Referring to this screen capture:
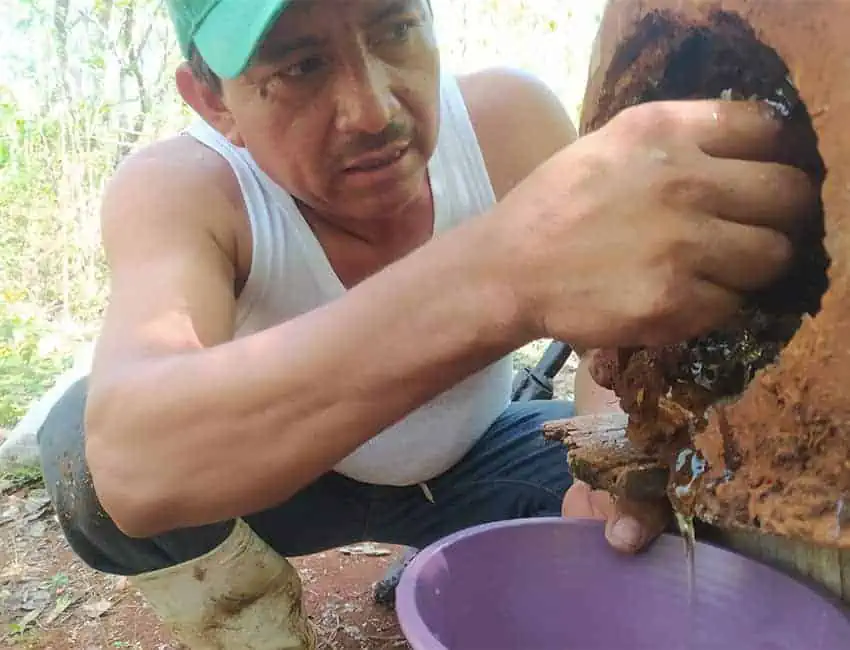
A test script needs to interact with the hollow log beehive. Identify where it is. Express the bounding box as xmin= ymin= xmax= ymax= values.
xmin=551 ymin=0 xmax=850 ymax=602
